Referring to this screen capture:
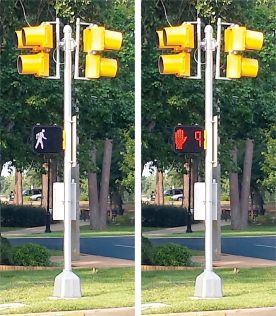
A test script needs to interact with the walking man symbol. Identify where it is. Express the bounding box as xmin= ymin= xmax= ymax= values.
xmin=35 ymin=129 xmax=47 ymax=149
